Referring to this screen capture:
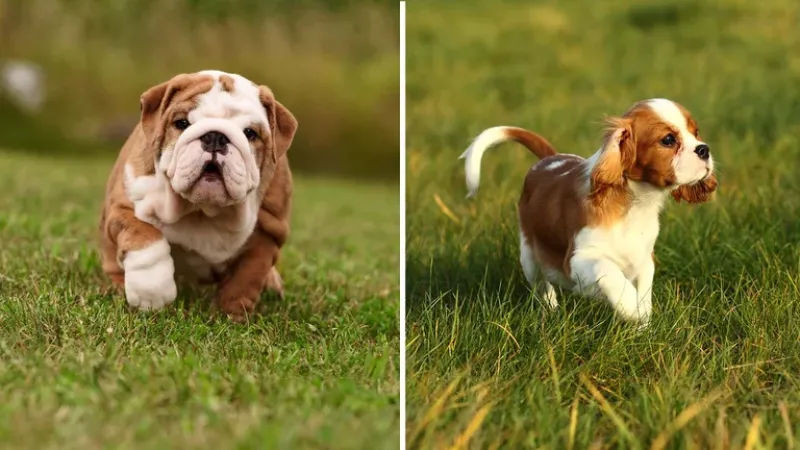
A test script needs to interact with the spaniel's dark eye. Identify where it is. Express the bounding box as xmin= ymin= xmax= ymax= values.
xmin=173 ymin=119 xmax=190 ymax=130
xmin=660 ymin=133 xmax=676 ymax=147
xmin=243 ymin=127 xmax=259 ymax=141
